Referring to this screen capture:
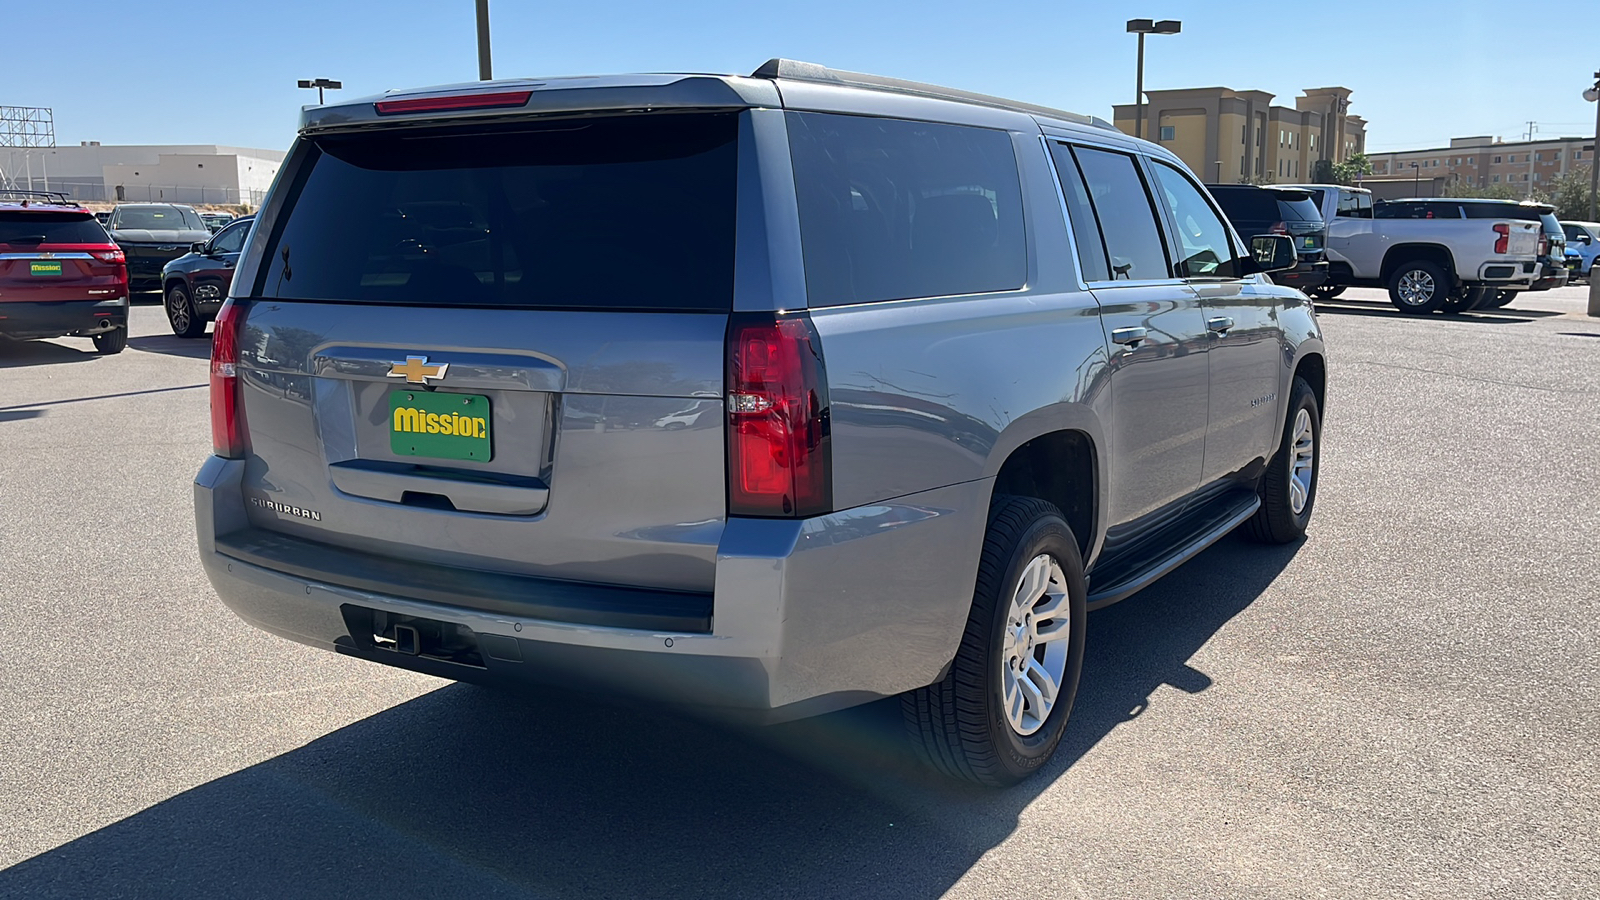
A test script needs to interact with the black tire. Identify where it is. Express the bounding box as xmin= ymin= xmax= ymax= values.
xmin=903 ymin=496 xmax=1087 ymax=787
xmin=1386 ymin=260 xmax=1451 ymax=314
xmin=1483 ymin=289 xmax=1516 ymax=309
xmin=92 ymin=327 xmax=127 ymax=355
xmin=165 ymin=282 xmax=206 ymax=338
xmin=1311 ymin=284 xmax=1345 ymax=300
xmin=1441 ymin=286 xmax=1491 ymax=315
xmin=1245 ymin=376 xmax=1320 ymax=544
